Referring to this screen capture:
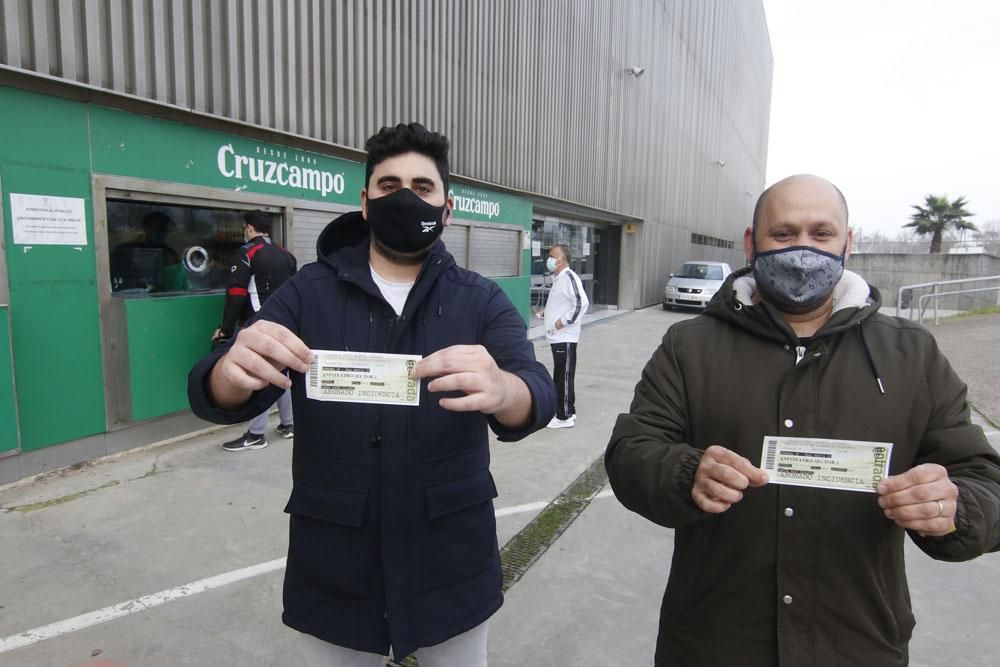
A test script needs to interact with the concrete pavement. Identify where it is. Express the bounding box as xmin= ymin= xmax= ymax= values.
xmin=922 ymin=312 xmax=1000 ymax=428
xmin=1 ymin=307 xmax=998 ymax=665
